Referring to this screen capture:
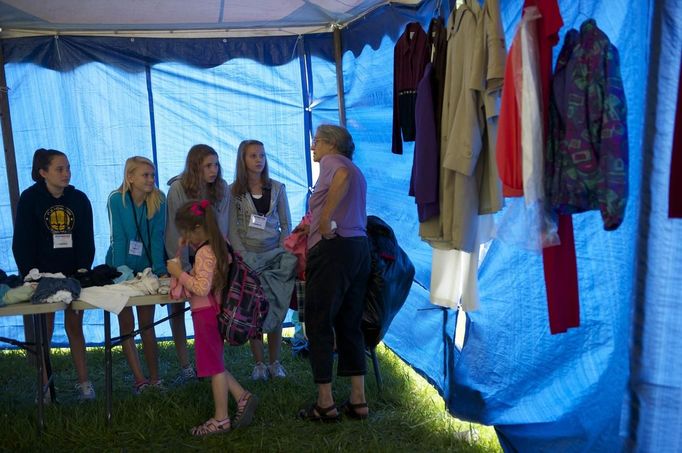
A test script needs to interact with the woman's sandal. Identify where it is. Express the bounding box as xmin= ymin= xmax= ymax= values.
xmin=232 ymin=391 xmax=259 ymax=429
xmin=340 ymin=400 xmax=369 ymax=420
xmin=298 ymin=403 xmax=341 ymax=423
xmin=190 ymin=417 xmax=231 ymax=436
